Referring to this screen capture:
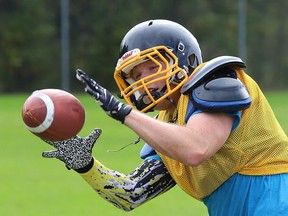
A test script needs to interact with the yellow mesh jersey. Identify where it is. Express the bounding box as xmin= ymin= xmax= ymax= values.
xmin=157 ymin=68 xmax=288 ymax=200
